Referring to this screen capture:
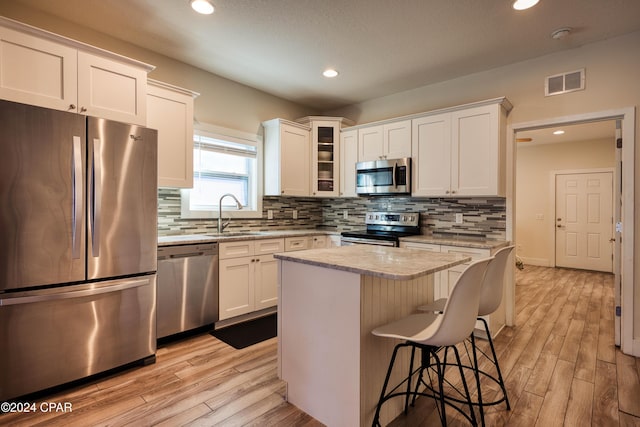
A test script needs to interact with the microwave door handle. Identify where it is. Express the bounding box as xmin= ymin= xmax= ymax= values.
xmin=393 ymin=162 xmax=398 ymax=188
